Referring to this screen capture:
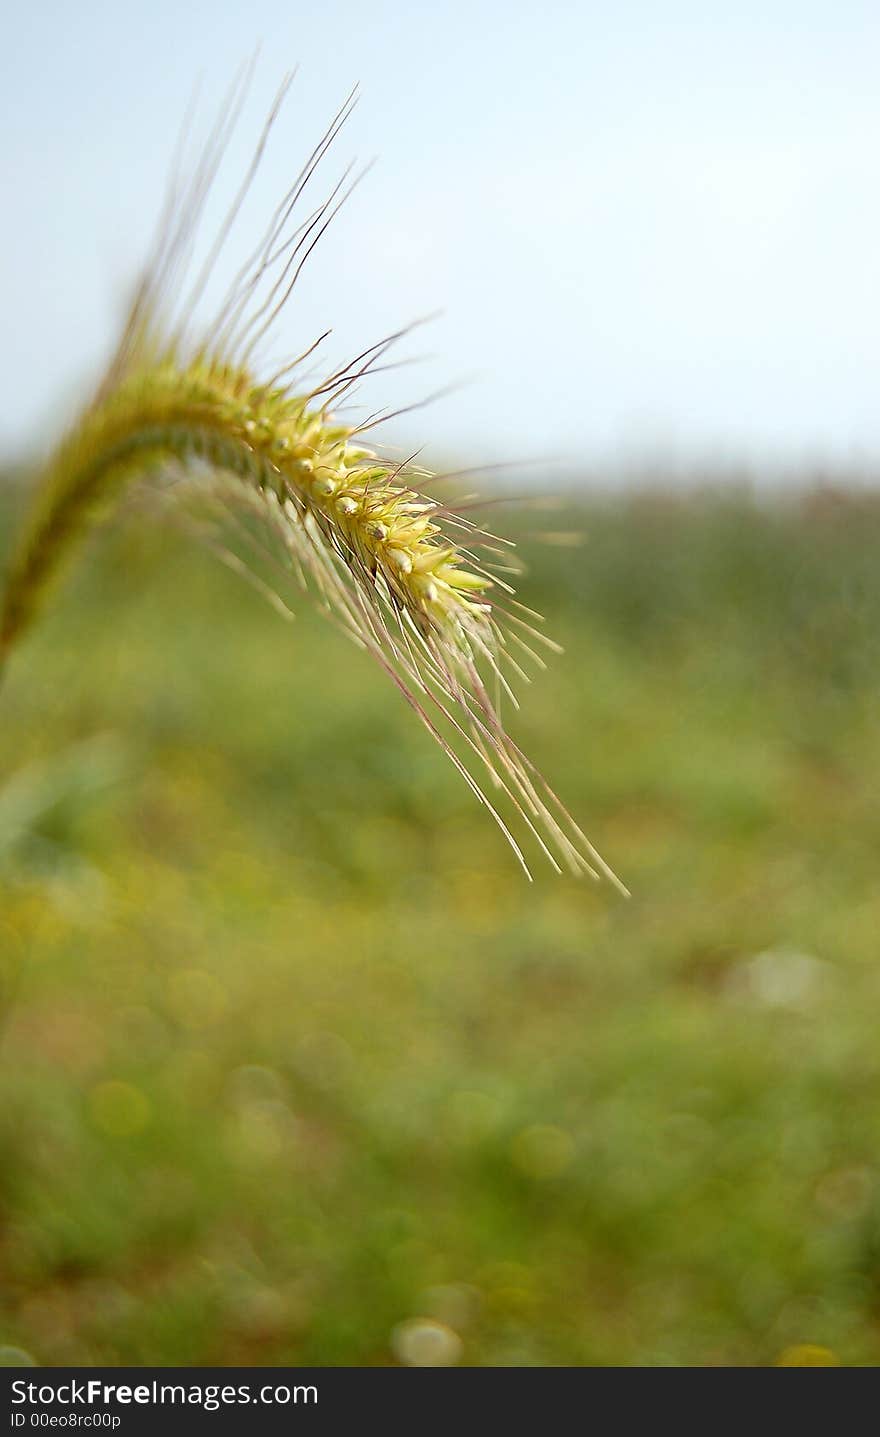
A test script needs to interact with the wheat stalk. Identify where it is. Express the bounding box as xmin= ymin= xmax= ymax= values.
xmin=0 ymin=73 xmax=627 ymax=893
